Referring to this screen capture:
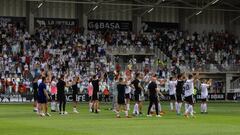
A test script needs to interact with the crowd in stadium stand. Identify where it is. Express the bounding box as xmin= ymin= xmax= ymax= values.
xmin=0 ymin=24 xmax=111 ymax=77
xmin=0 ymin=24 xmax=171 ymax=80
xmin=0 ymin=24 xmax=113 ymax=97
xmin=0 ymin=23 xmax=238 ymax=98
xmin=157 ymin=30 xmax=240 ymax=71
xmin=107 ymin=30 xmax=240 ymax=71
